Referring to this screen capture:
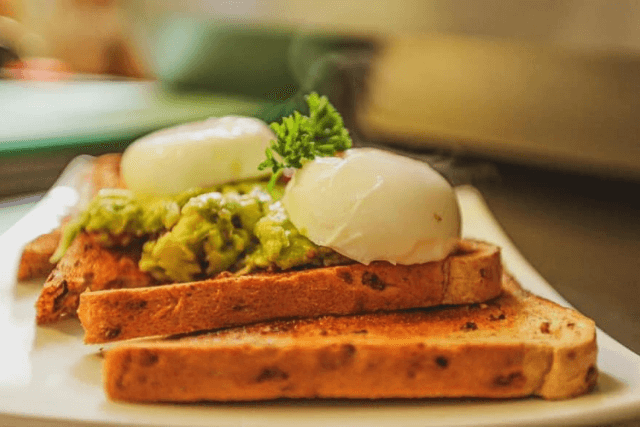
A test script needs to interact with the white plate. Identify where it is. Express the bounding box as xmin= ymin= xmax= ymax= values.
xmin=0 ymin=159 xmax=639 ymax=427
